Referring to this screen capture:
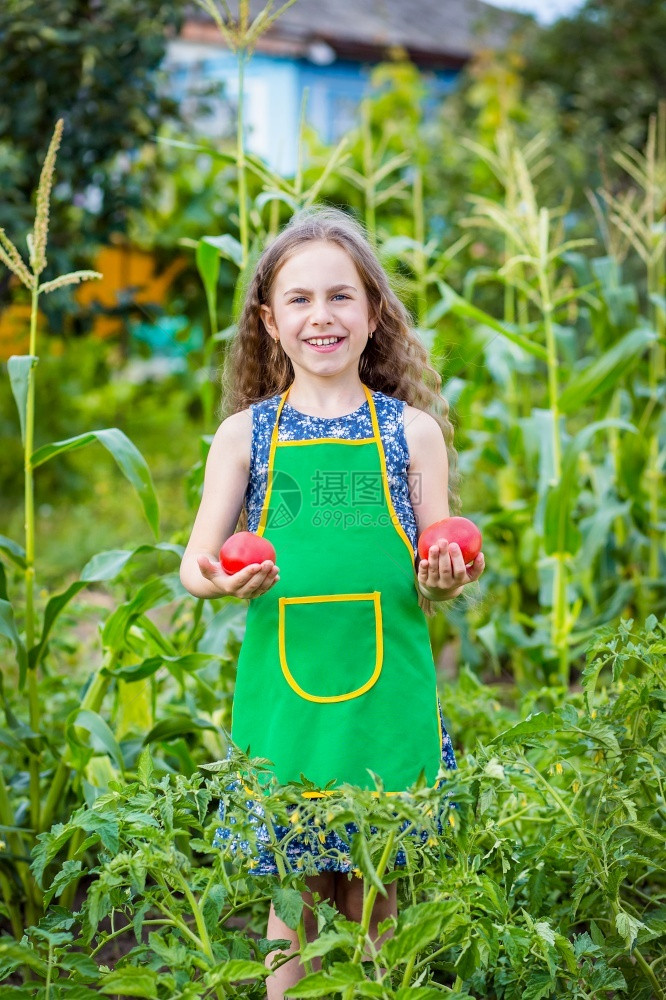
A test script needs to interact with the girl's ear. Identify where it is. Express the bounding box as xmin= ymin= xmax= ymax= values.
xmin=260 ymin=304 xmax=276 ymax=336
